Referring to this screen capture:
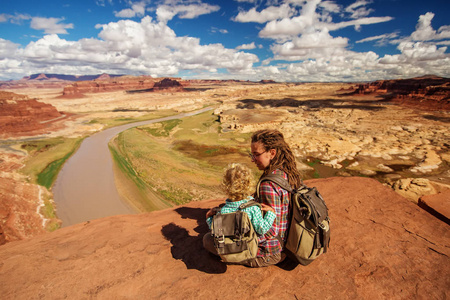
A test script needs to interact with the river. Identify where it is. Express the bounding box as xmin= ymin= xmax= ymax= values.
xmin=52 ymin=107 xmax=213 ymax=227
